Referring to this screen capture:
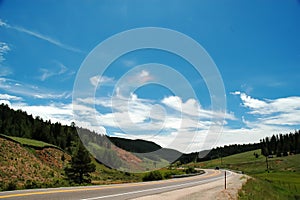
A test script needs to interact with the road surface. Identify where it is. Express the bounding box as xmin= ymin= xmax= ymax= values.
xmin=0 ymin=169 xmax=228 ymax=200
